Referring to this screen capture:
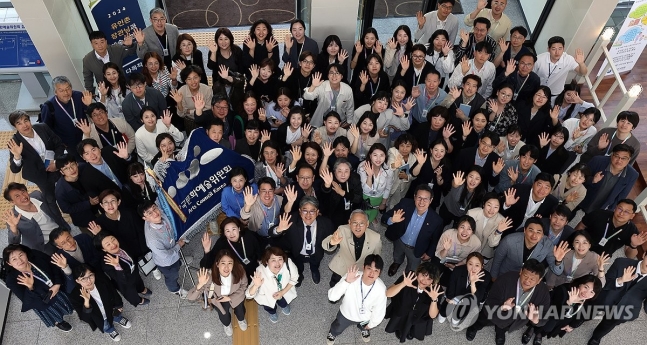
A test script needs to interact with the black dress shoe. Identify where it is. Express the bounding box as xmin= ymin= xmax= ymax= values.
xmin=522 ymin=326 xmax=534 ymax=344
xmin=587 ymin=339 xmax=601 ymax=345
xmin=495 ymin=335 xmax=506 ymax=345
xmin=312 ymin=270 xmax=321 ymax=284
xmin=56 ymin=321 xmax=72 ymax=332
xmin=466 ymin=327 xmax=477 ymax=341
xmin=388 ymin=263 xmax=401 ymax=277
xmin=296 ymin=278 xmax=303 ymax=287
xmin=533 ymin=332 xmax=543 ymax=345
